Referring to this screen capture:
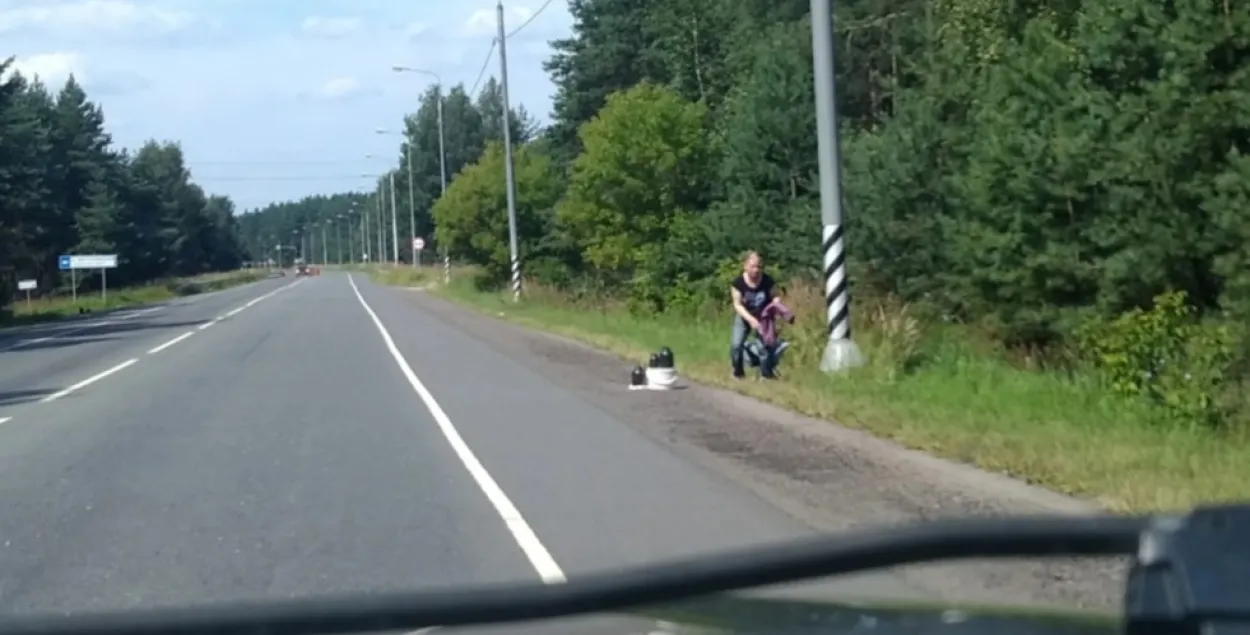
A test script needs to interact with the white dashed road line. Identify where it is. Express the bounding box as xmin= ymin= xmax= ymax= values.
xmin=0 ymin=307 xmax=164 ymax=354
xmin=40 ymin=358 xmax=139 ymax=403
xmin=348 ymin=274 xmax=568 ymax=584
xmin=148 ymin=331 xmax=195 ymax=355
xmin=0 ymin=278 xmax=308 ymax=424
xmin=192 ymin=280 xmax=301 ymax=335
